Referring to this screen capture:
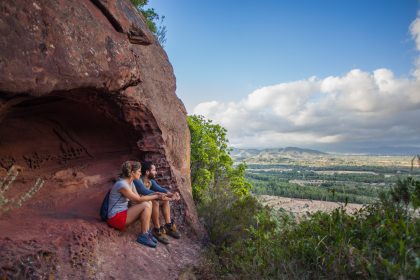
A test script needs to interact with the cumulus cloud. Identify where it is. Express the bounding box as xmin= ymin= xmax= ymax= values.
xmin=193 ymin=13 xmax=420 ymax=153
xmin=410 ymin=11 xmax=420 ymax=79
